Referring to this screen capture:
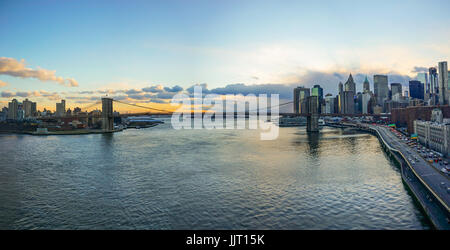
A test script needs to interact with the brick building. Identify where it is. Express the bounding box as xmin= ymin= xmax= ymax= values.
xmin=391 ymin=105 xmax=450 ymax=134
